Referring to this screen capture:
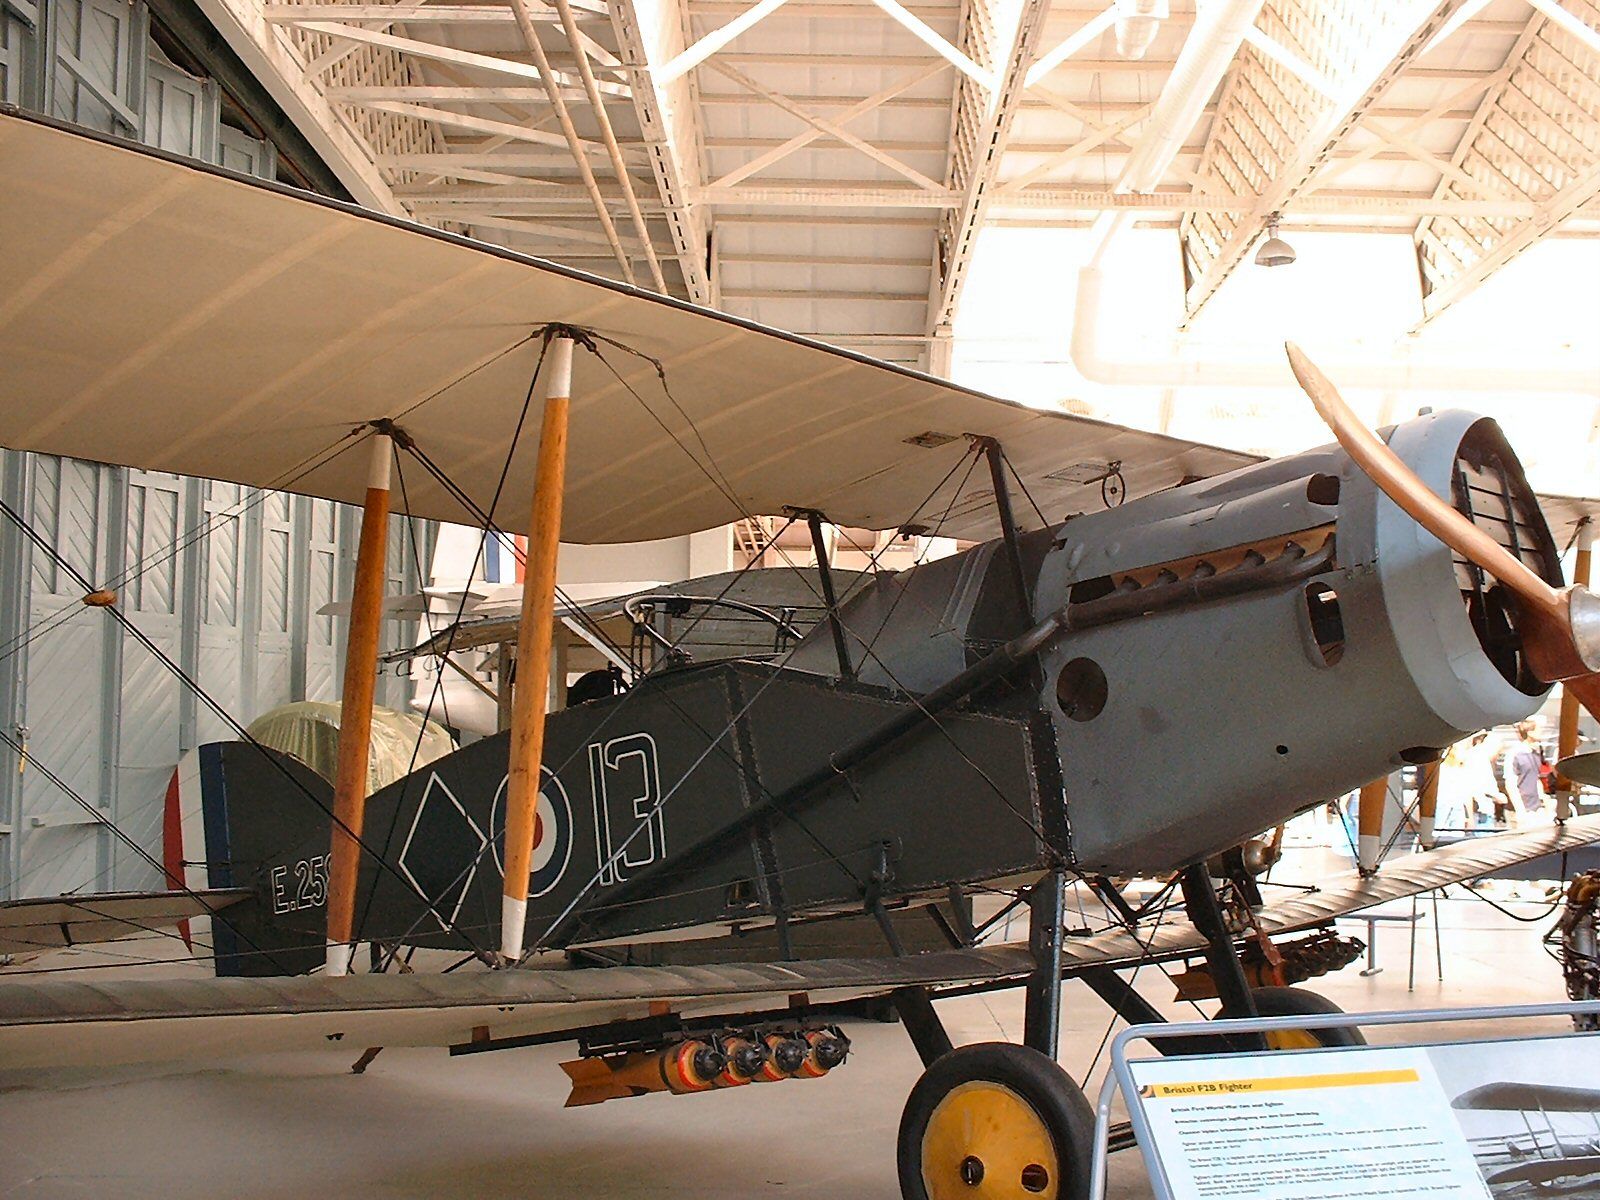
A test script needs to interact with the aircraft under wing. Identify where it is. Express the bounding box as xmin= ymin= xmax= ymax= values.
xmin=0 ymin=107 xmax=1253 ymax=545
xmin=0 ymin=890 xmax=250 ymax=958
xmin=1 ymin=817 xmax=1594 ymax=1070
